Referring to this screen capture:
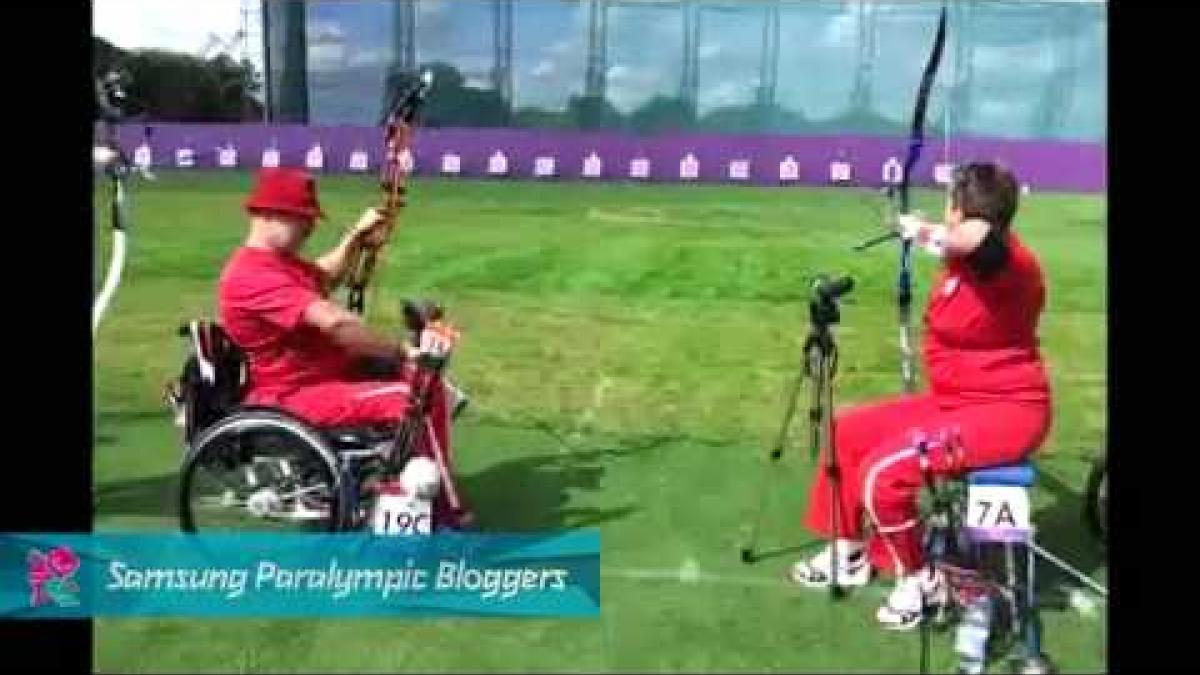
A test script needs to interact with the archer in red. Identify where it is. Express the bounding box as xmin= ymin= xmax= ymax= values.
xmin=791 ymin=162 xmax=1052 ymax=630
xmin=217 ymin=167 xmax=472 ymax=529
